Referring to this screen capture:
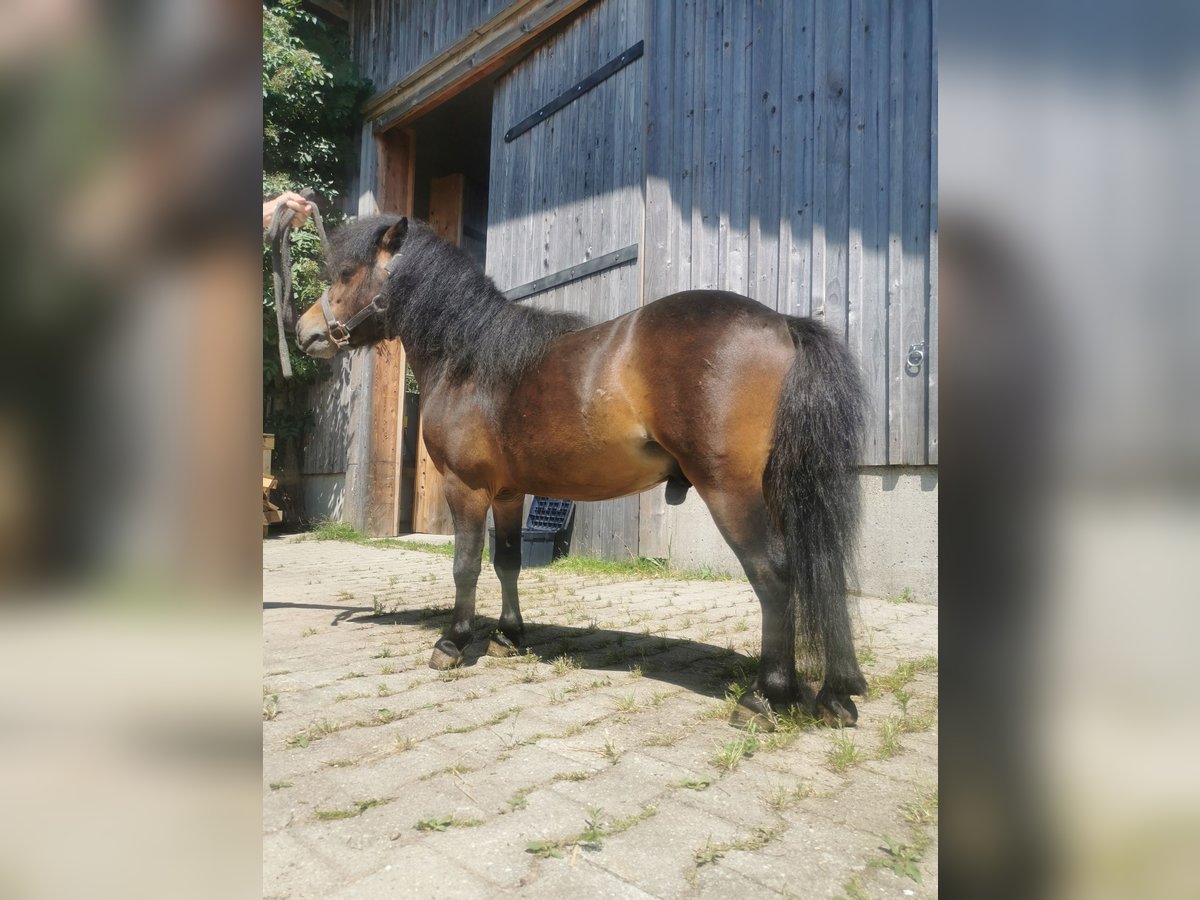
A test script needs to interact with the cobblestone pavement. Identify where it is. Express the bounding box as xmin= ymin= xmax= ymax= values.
xmin=264 ymin=537 xmax=938 ymax=899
